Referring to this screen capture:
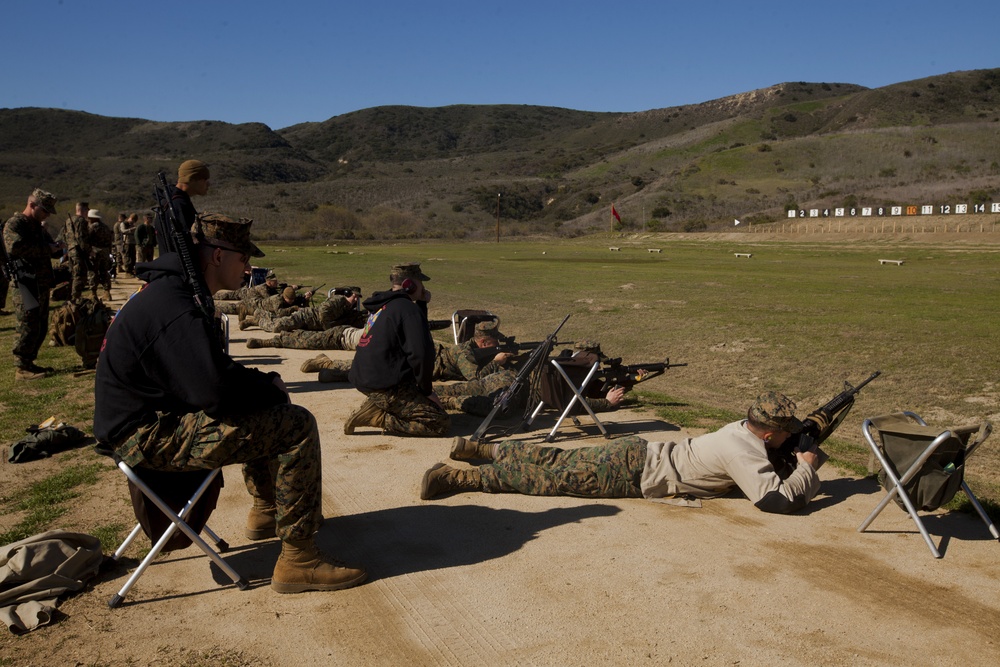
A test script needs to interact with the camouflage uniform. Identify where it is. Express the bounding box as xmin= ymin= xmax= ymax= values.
xmin=433 ymin=340 xmax=506 ymax=381
xmin=478 ymin=435 xmax=647 ymax=497
xmin=257 ymin=294 xmax=363 ymax=333
xmin=116 ymin=403 xmax=323 ymax=541
xmin=121 ymin=218 xmax=137 ymax=274
xmin=273 ymin=325 xmax=354 ymax=350
xmin=135 ymin=219 xmax=156 ymax=262
xmin=436 ymin=368 xmax=519 ymax=416
xmin=4 ymin=204 xmax=58 ymax=370
xmin=359 ymin=383 xmax=450 ymax=437
xmin=86 ymin=213 xmax=113 ymax=299
xmin=63 ymin=212 xmax=91 ymax=301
